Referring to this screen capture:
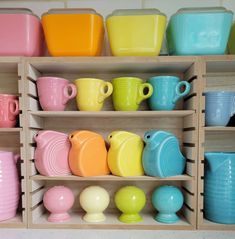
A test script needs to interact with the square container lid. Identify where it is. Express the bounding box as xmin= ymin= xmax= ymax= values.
xmin=175 ymin=7 xmax=233 ymax=15
xmin=43 ymin=8 xmax=102 ymax=17
xmin=107 ymin=8 xmax=166 ymax=18
xmin=0 ymin=8 xmax=39 ymax=17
